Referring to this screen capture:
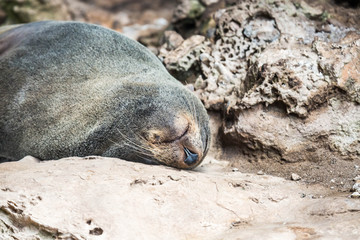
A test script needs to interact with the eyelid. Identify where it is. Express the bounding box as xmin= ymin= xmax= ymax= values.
xmin=162 ymin=124 xmax=189 ymax=143
xmin=178 ymin=124 xmax=189 ymax=139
